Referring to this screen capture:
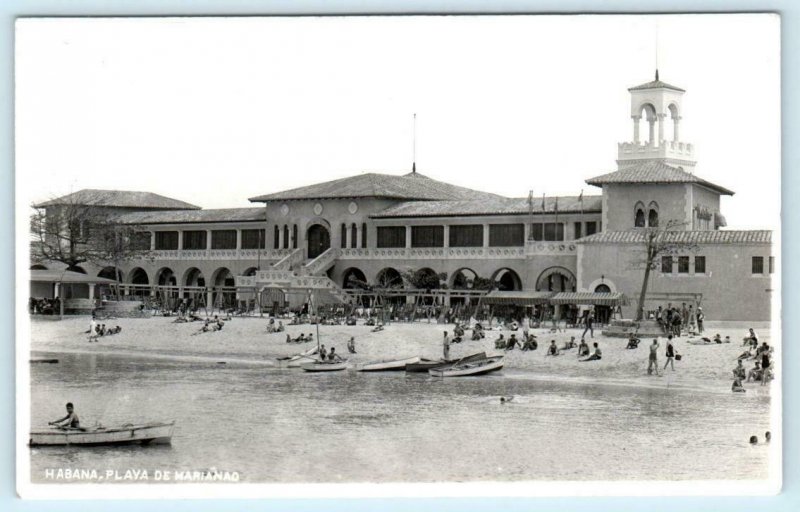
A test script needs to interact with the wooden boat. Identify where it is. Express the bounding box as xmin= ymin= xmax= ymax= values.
xmin=428 ymin=356 xmax=504 ymax=378
xmin=29 ymin=421 xmax=175 ymax=446
xmin=301 ymin=360 xmax=348 ymax=372
xmin=405 ymin=352 xmax=487 ymax=373
xmin=357 ymin=356 xmax=421 ymax=372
